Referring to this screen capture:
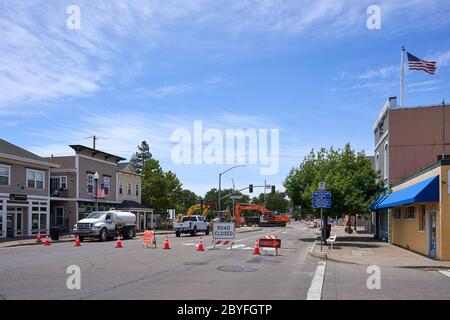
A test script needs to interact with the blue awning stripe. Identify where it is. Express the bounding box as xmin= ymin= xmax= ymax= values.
xmin=377 ymin=175 xmax=439 ymax=209
xmin=369 ymin=194 xmax=388 ymax=210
